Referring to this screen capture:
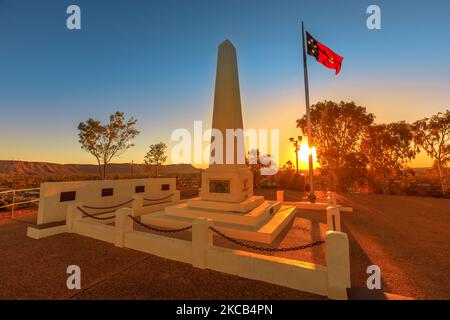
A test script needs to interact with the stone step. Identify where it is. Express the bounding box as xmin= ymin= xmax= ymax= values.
xmin=187 ymin=195 xmax=264 ymax=213
xmin=141 ymin=204 xmax=296 ymax=244
xmin=164 ymin=200 xmax=281 ymax=227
